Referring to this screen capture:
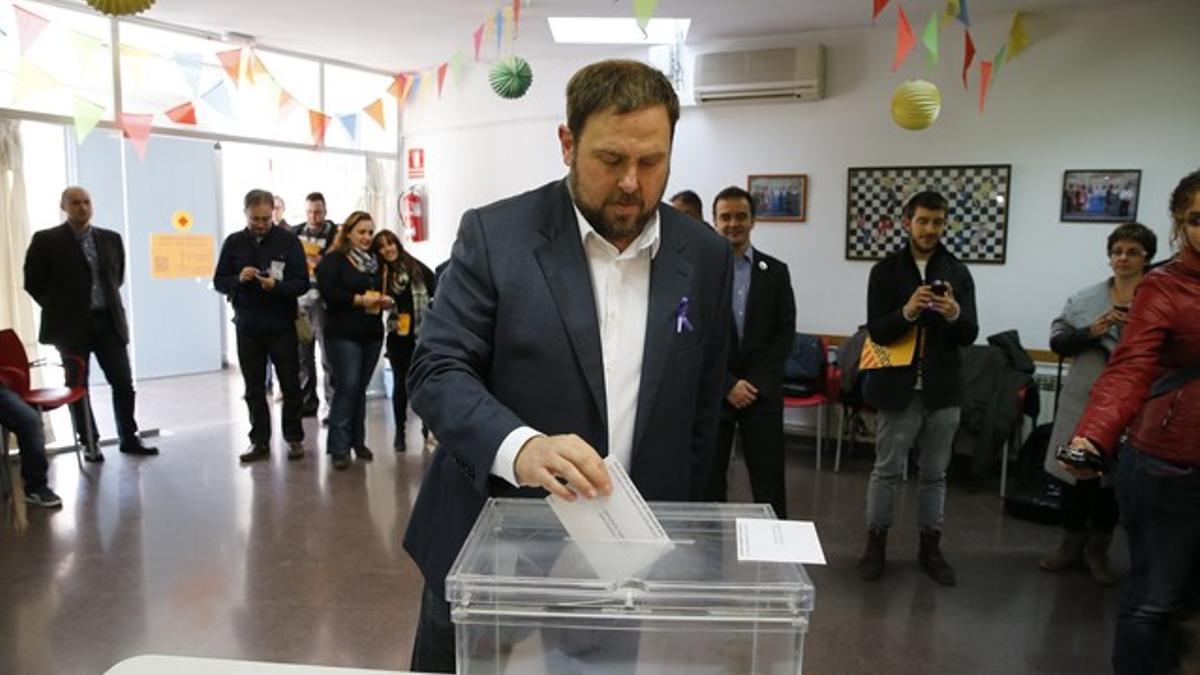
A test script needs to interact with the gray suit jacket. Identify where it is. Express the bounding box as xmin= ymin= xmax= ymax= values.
xmin=404 ymin=179 xmax=734 ymax=595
